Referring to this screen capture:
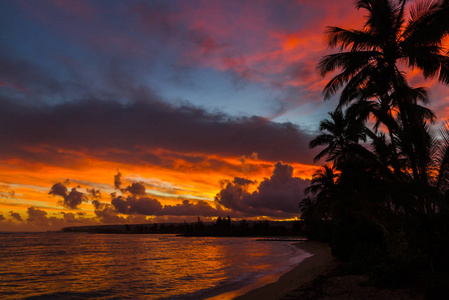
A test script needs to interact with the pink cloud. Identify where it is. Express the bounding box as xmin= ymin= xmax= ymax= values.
xmin=173 ymin=0 xmax=364 ymax=100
